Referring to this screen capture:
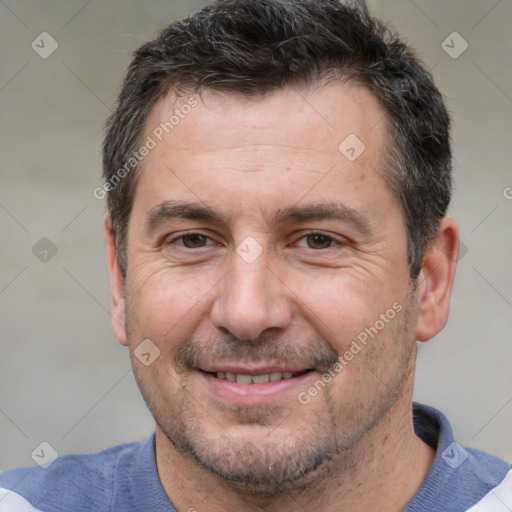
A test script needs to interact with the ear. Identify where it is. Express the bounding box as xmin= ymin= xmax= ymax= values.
xmin=415 ymin=217 xmax=459 ymax=342
xmin=105 ymin=219 xmax=128 ymax=346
